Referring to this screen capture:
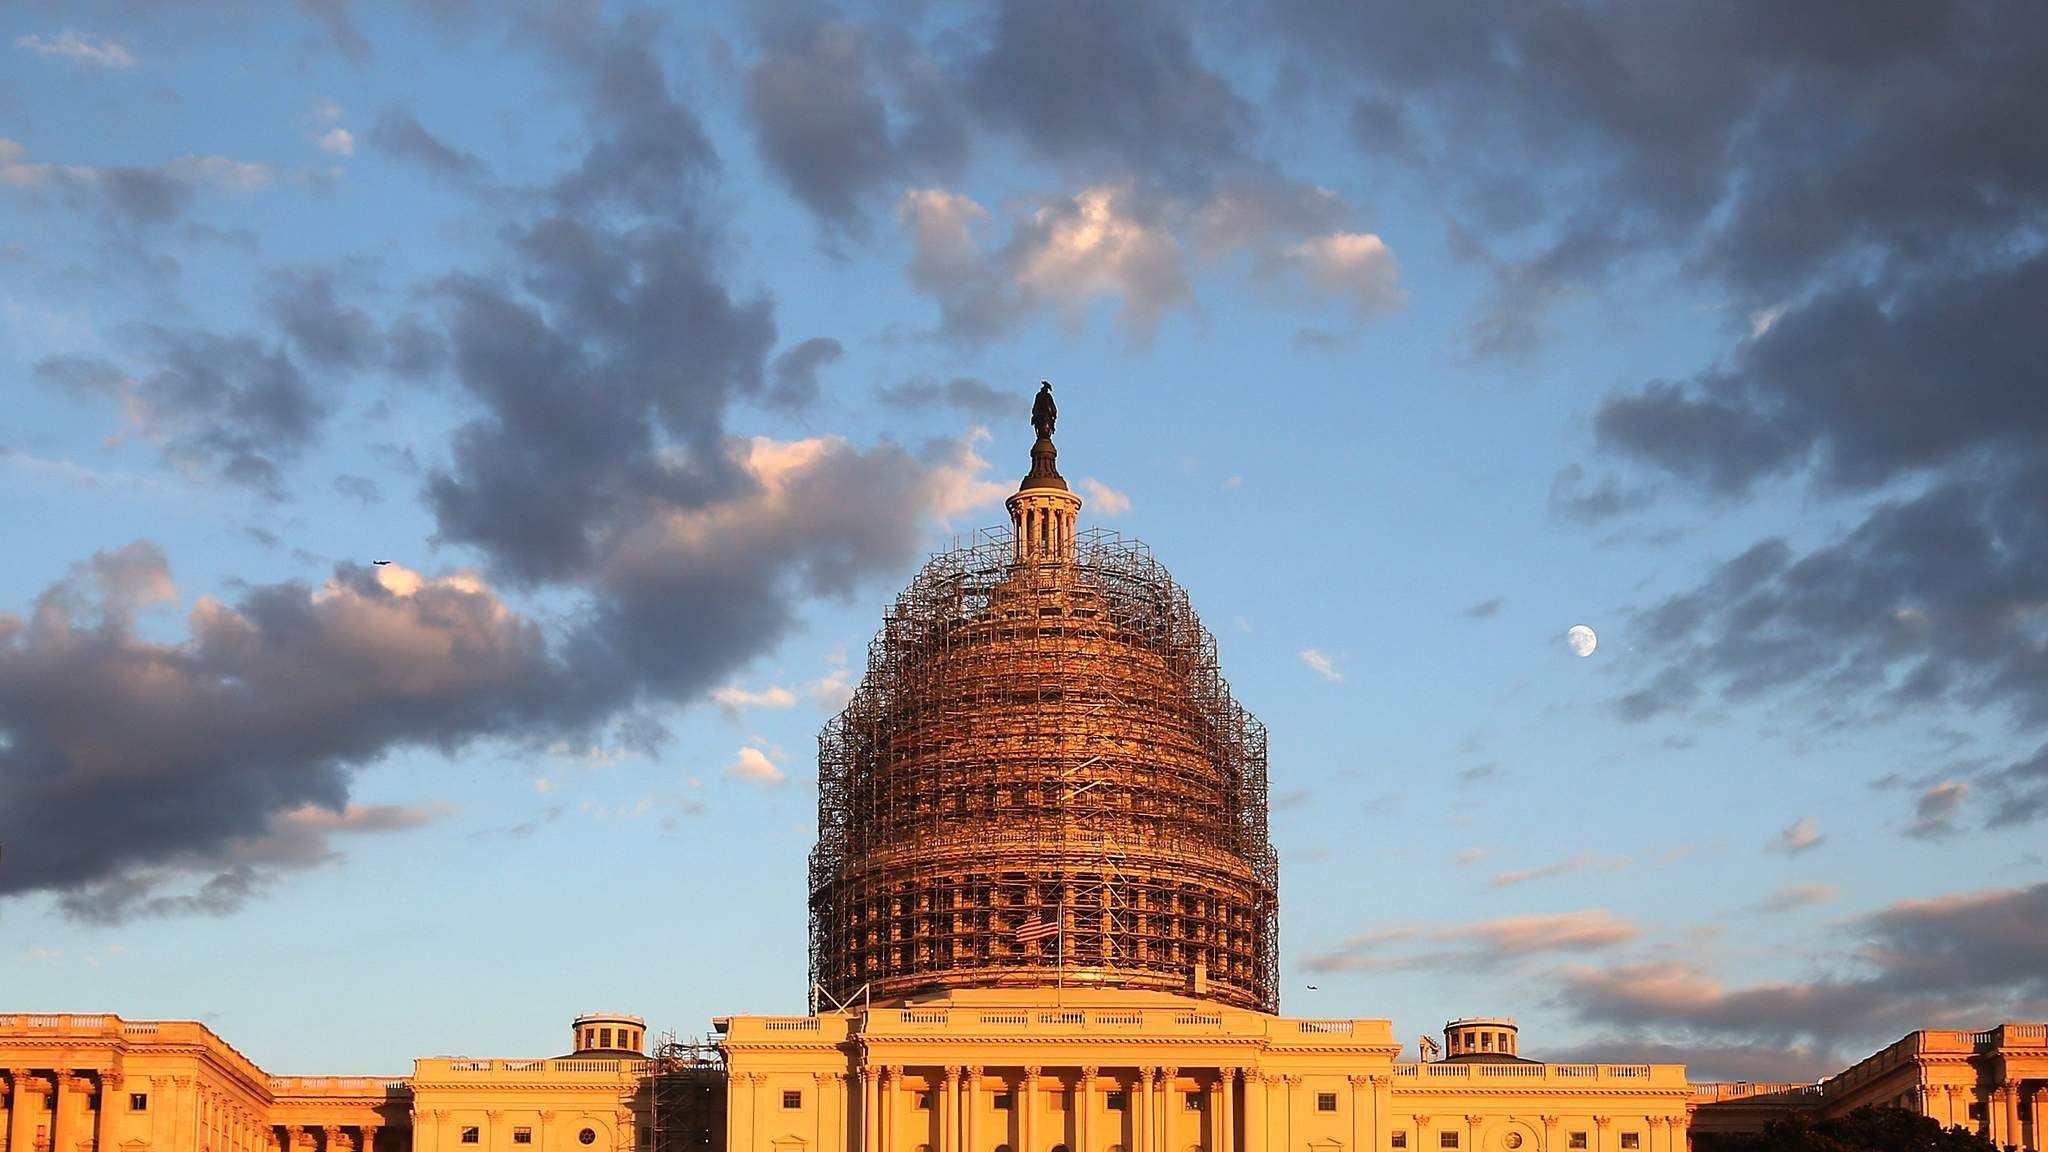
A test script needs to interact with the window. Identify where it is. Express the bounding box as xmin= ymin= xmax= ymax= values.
xmin=514 ymin=1131 xmax=533 ymax=1145
xmin=601 ymin=1028 xmax=614 ymax=1049
xmin=1107 ymin=1092 xmax=1127 ymax=1110
xmin=783 ymin=1091 xmax=803 ymax=1110
xmin=1967 ymin=1104 xmax=1985 ymax=1121
xmin=994 ymin=1093 xmax=1013 ymax=1110
xmin=1620 ymin=1136 xmax=1640 ymax=1150
xmin=1504 ymin=1135 xmax=1523 ymax=1150
xmin=583 ymin=1029 xmax=595 ymax=1049
xmin=1440 ymin=1133 xmax=1459 ymax=1150
xmin=1185 ymin=1092 xmax=1203 ymax=1112
xmin=1391 ymin=1136 xmax=1407 ymax=1150
xmin=915 ymin=1093 xmax=933 ymax=1111
xmin=578 ymin=1130 xmax=597 ymax=1146
xmin=460 ymin=1129 xmax=480 ymax=1145
xmin=129 ymin=1095 xmax=149 ymax=1112
xmin=1569 ymin=1134 xmax=1589 ymax=1150
xmin=1317 ymin=1093 xmax=1338 ymax=1113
